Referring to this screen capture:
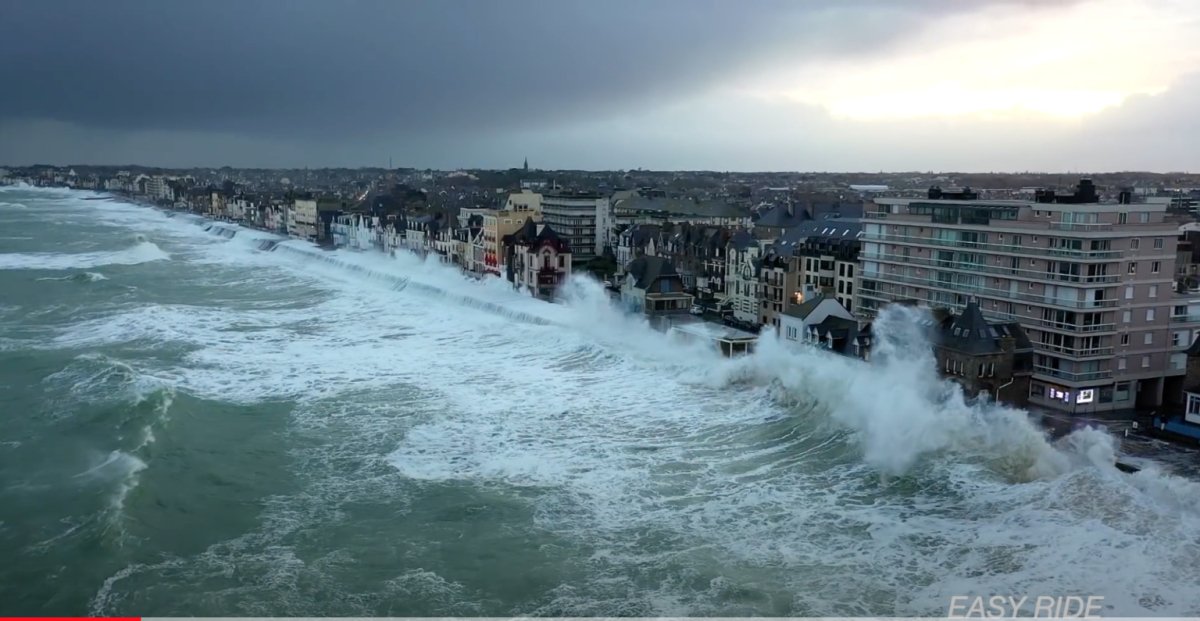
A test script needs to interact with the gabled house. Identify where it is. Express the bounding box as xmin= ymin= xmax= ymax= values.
xmin=759 ymin=227 xmax=806 ymax=332
xmin=779 ymin=292 xmax=868 ymax=358
xmin=503 ymin=218 xmax=572 ymax=300
xmin=621 ymin=256 xmax=694 ymax=316
xmin=725 ymin=229 xmax=765 ymax=327
xmin=615 ymin=224 xmax=661 ymax=274
xmin=933 ymin=300 xmax=1033 ymax=406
